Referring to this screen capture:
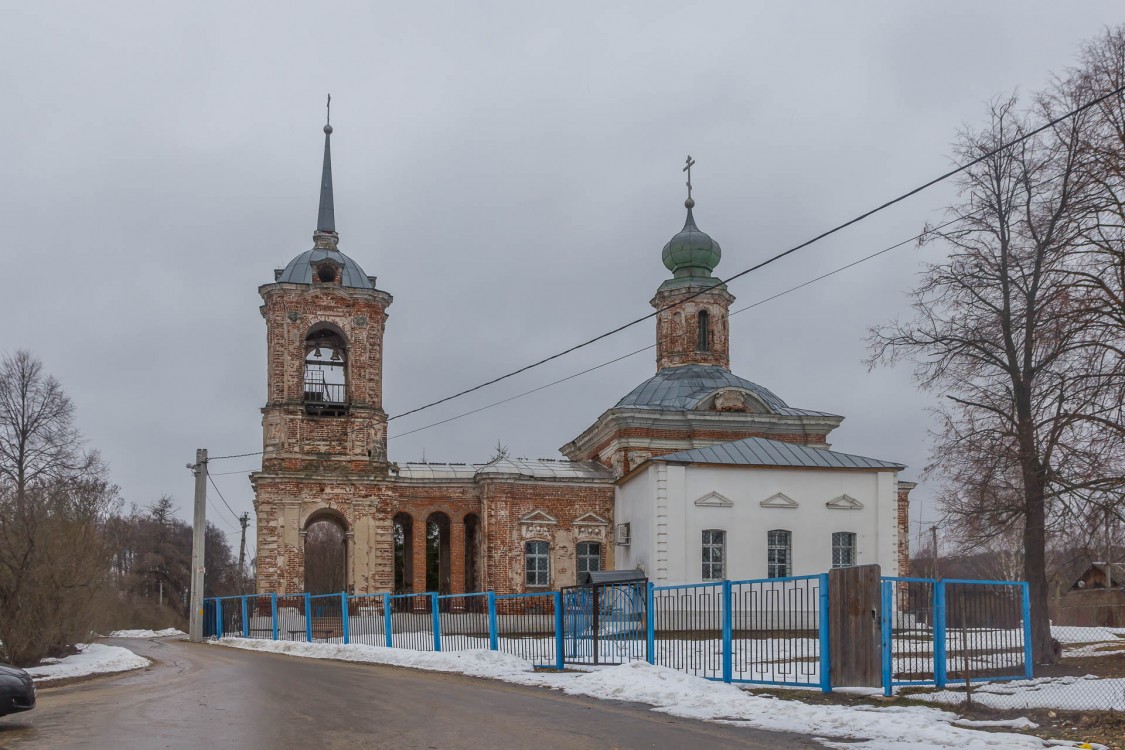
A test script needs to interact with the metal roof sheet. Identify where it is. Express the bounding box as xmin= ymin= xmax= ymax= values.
xmin=657 ymin=436 xmax=905 ymax=470
xmin=614 ymin=365 xmax=837 ymax=417
xmin=276 ymin=247 xmax=375 ymax=289
xmin=396 ymin=457 xmax=612 ymax=481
